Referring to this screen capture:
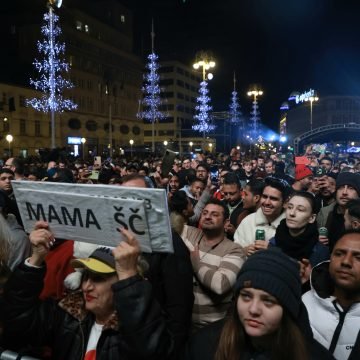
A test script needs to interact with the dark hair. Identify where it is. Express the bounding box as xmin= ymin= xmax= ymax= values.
xmin=196 ymin=162 xmax=210 ymax=172
xmin=346 ymin=199 xmax=360 ymax=219
xmin=245 ymin=179 xmax=265 ymax=196
xmin=264 ymin=177 xmax=290 ymax=201
xmin=288 ymin=191 xmax=318 ymax=214
xmin=190 ymin=177 xmax=206 ymax=186
xmin=205 ymin=198 xmax=230 ymax=220
xmin=223 ymin=172 xmax=241 ymax=188
xmin=169 ymin=190 xmax=189 ymax=213
xmin=320 ymin=156 xmax=333 ymax=165
xmin=9 ymin=157 xmax=25 ymax=175
xmin=0 ymin=169 xmax=15 ymax=177
xmin=138 ymin=166 xmax=149 ymax=176
xmin=215 ymin=301 xmax=308 ymax=360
